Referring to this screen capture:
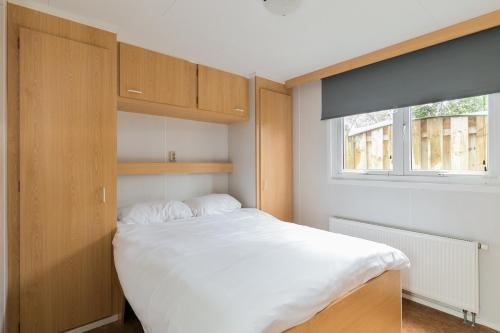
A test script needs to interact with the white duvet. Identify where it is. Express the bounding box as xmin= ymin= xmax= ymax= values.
xmin=113 ymin=209 xmax=409 ymax=333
